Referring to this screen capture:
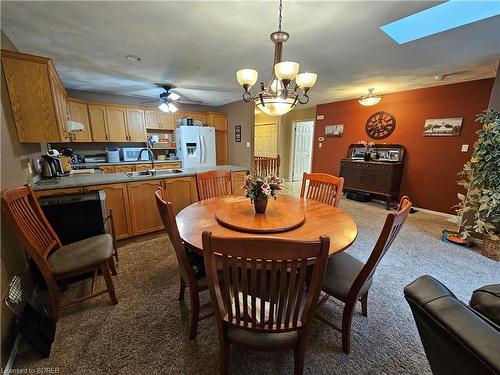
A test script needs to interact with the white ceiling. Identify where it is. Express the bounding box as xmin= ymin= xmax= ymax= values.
xmin=2 ymin=1 xmax=499 ymax=107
